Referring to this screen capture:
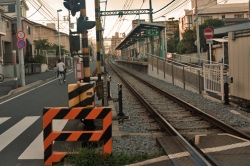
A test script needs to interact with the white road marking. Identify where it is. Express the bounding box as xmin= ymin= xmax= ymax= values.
xmin=0 ymin=117 xmax=10 ymax=125
xmin=0 ymin=116 xmax=40 ymax=151
xmin=0 ymin=71 xmax=73 ymax=105
xmin=18 ymin=120 xmax=68 ymax=159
